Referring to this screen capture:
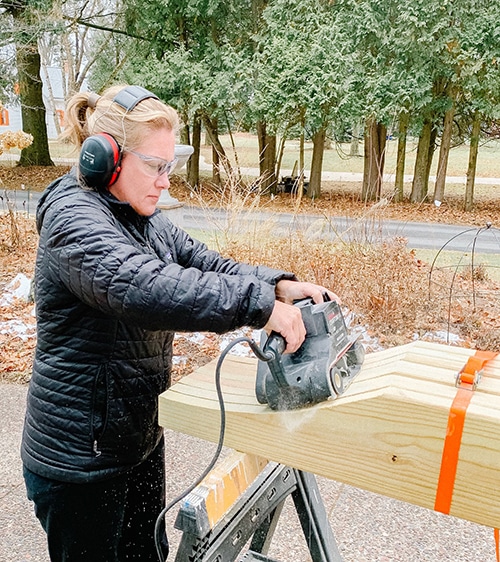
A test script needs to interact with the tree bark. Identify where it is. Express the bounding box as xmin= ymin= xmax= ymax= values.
xmin=410 ymin=119 xmax=432 ymax=203
xmin=425 ymin=126 xmax=438 ymax=197
xmin=275 ymin=130 xmax=289 ymax=186
xmin=394 ymin=111 xmax=409 ymax=203
xmin=349 ymin=123 xmax=360 ymax=157
xmin=433 ymin=101 xmax=455 ymax=203
xmin=16 ymin=40 xmax=53 ymax=166
xmin=41 ymin=62 xmax=61 ymax=137
xmin=298 ymin=109 xmax=306 ymax=194
xmin=257 ymin=121 xmax=277 ymax=193
xmin=309 ymin=126 xmax=326 ymax=199
xmin=212 ymin=144 xmax=221 ymax=186
xmin=202 ymin=113 xmax=232 ymax=181
xmin=362 ymin=118 xmax=387 ymax=202
xmin=464 ymin=111 xmax=481 ymax=212
xmin=185 ymin=111 xmax=201 ymax=188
